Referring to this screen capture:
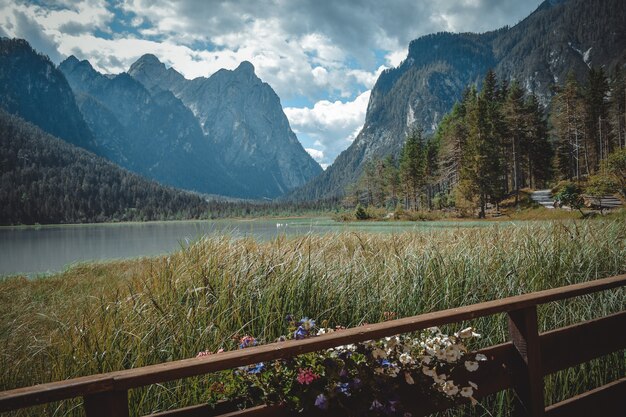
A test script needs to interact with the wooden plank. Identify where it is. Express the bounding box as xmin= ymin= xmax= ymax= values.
xmin=540 ymin=310 xmax=626 ymax=375
xmin=1 ymin=274 xmax=624 ymax=411
xmin=84 ymin=390 xmax=129 ymax=417
xmin=544 ymin=376 xmax=626 ymax=417
xmin=508 ymin=306 xmax=544 ymax=417
xmin=0 ymin=374 xmax=117 ymax=412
